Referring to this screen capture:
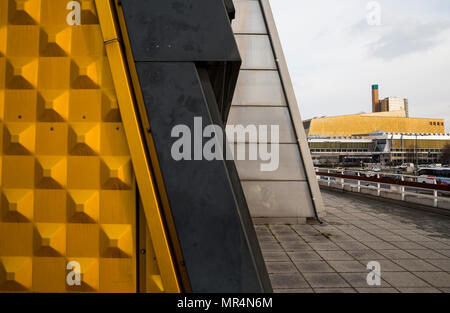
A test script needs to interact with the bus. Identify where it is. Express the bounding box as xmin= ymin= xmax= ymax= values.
xmin=417 ymin=168 xmax=450 ymax=185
